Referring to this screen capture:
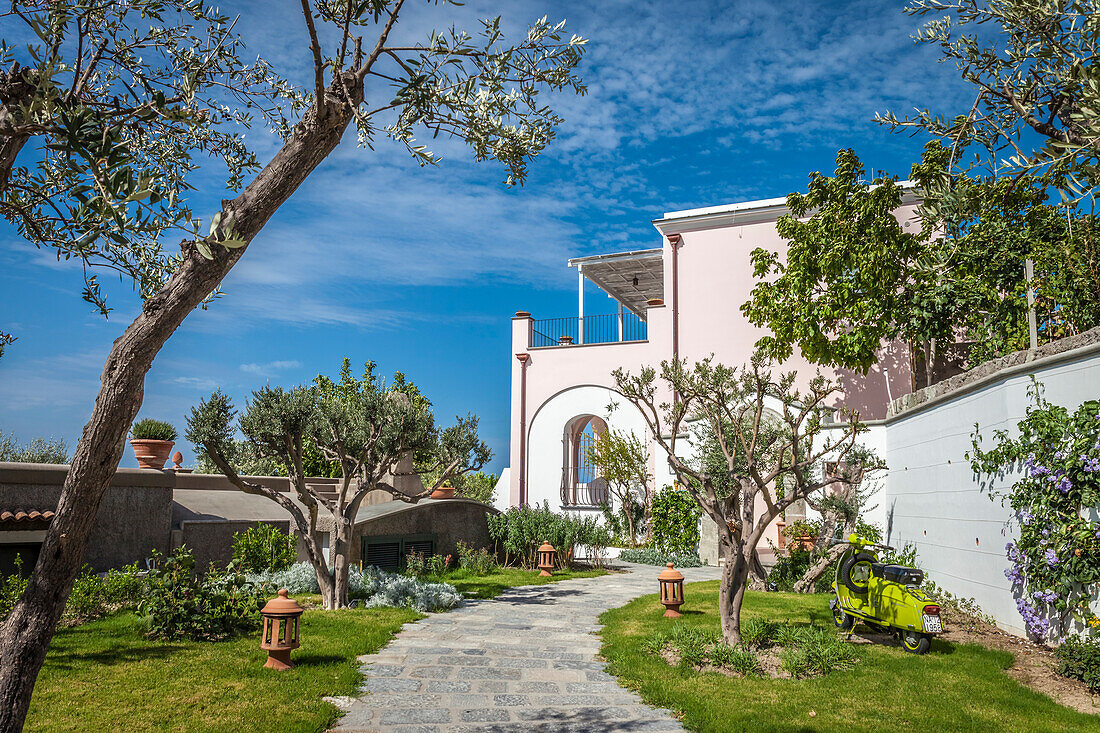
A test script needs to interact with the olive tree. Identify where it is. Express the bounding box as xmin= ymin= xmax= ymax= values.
xmin=584 ymin=428 xmax=652 ymax=546
xmin=0 ymin=2 xmax=585 ymax=727
xmin=186 ymin=365 xmax=489 ymax=610
xmin=878 ymin=0 xmax=1100 ymax=197
xmin=613 ymin=354 xmax=882 ymax=646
